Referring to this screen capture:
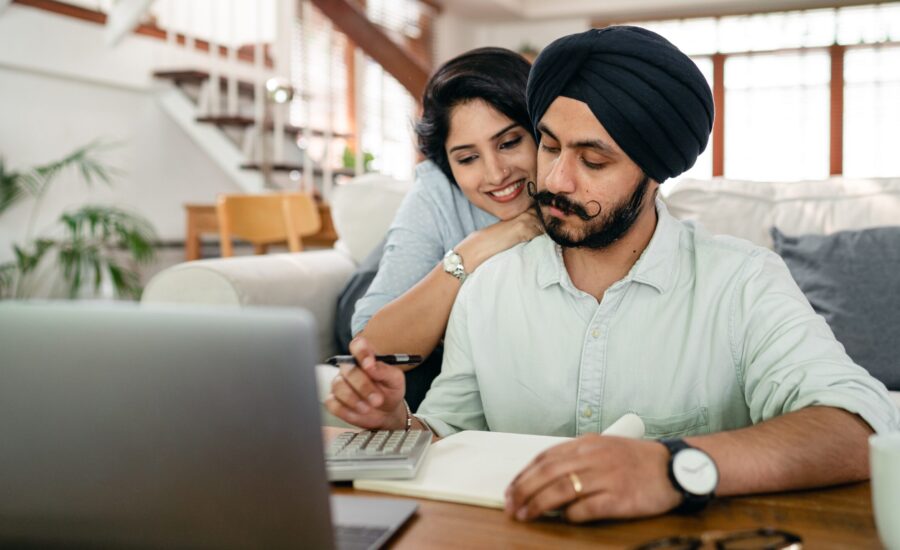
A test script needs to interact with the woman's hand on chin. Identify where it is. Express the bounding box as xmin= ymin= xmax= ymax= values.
xmin=457 ymin=208 xmax=544 ymax=271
